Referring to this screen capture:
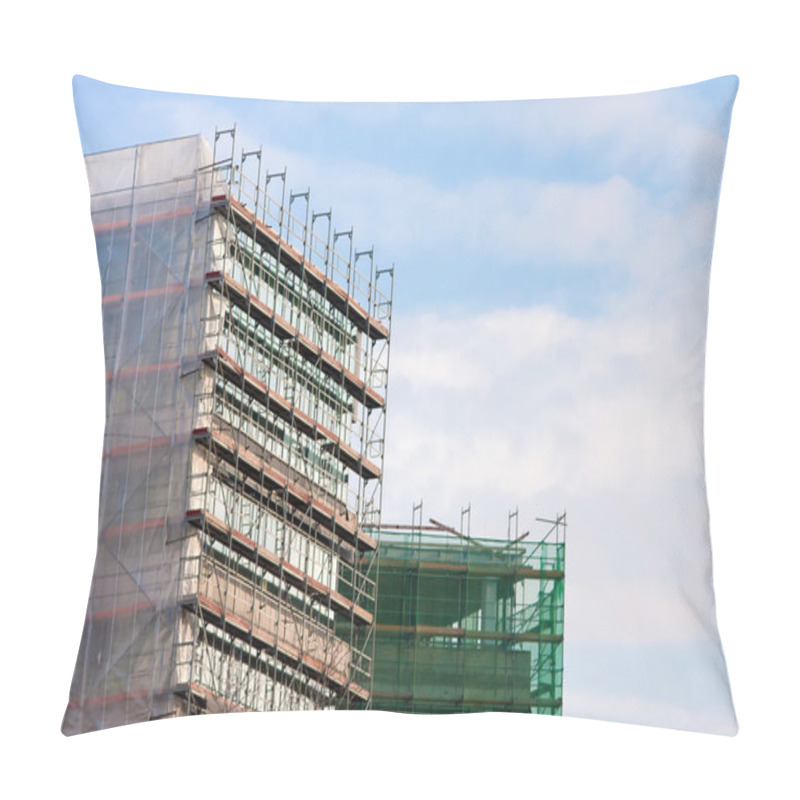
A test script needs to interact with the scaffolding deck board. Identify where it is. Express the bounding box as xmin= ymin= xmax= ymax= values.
xmin=205 ymin=346 xmax=381 ymax=479
xmin=192 ymin=425 xmax=377 ymax=551
xmin=364 ymin=557 xmax=564 ymax=581
xmin=187 ymin=594 xmax=369 ymax=702
xmin=185 ymin=508 xmax=373 ymax=626
xmin=217 ymin=195 xmax=389 ymax=341
xmin=206 ymin=270 xmax=385 ymax=409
